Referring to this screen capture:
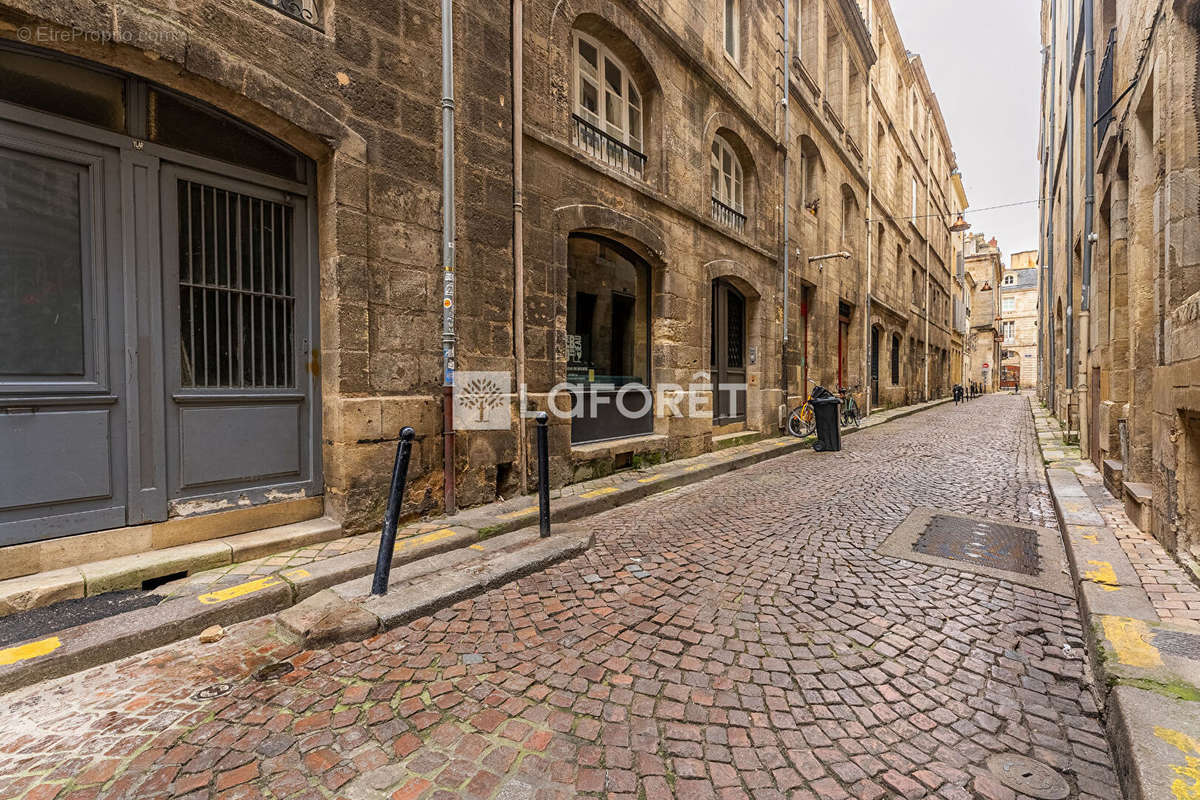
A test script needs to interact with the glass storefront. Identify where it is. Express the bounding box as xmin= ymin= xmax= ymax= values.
xmin=566 ymin=234 xmax=653 ymax=444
